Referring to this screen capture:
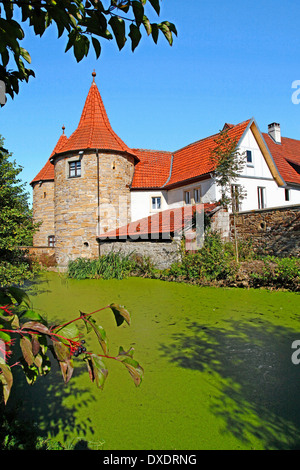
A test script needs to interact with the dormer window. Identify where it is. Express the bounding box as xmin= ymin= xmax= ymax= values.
xmin=69 ymin=160 xmax=81 ymax=178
